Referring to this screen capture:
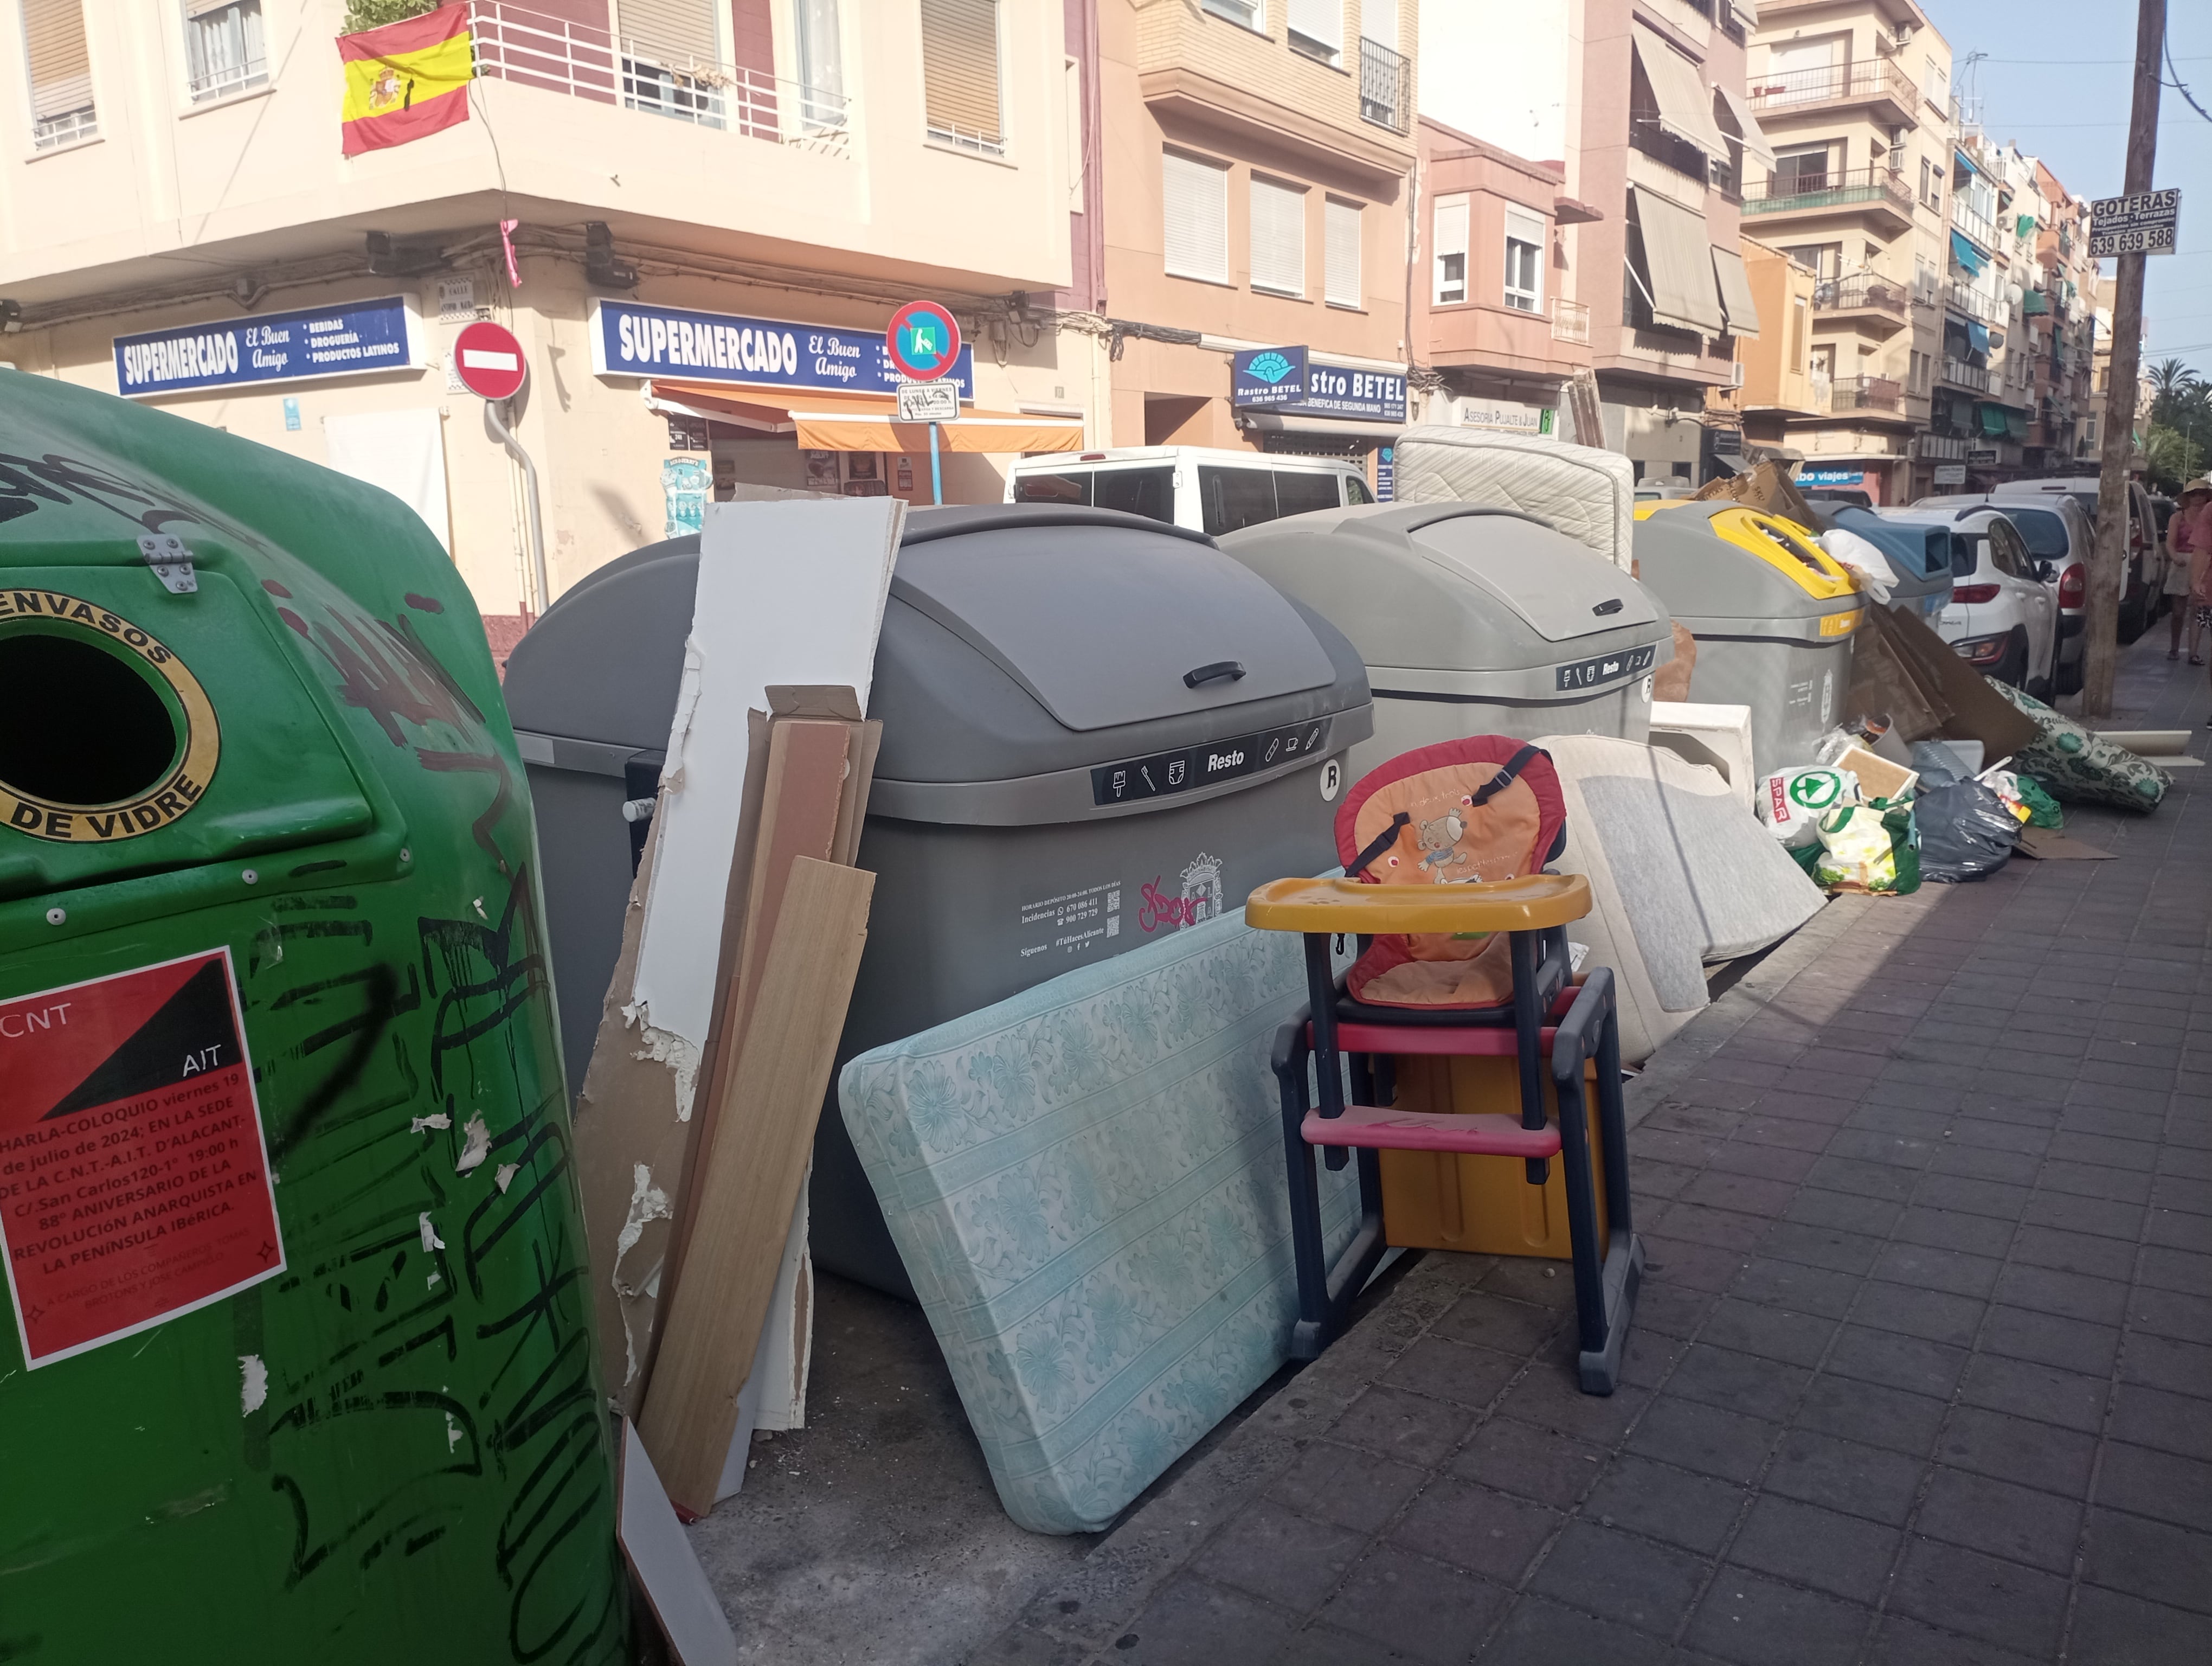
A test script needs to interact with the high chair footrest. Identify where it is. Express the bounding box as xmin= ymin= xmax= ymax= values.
xmin=1302 ymin=1106 xmax=1563 ymax=1158
xmin=1322 ymin=1021 xmax=1561 ymax=1058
